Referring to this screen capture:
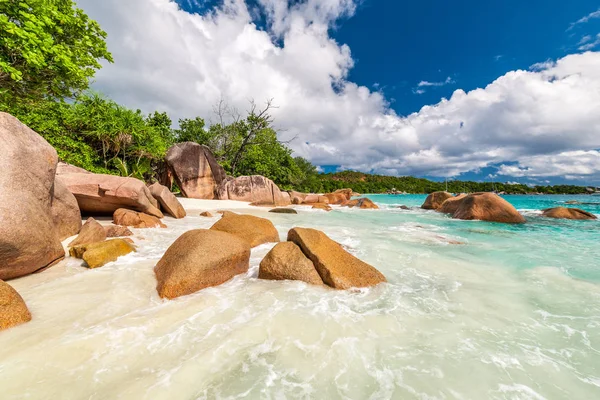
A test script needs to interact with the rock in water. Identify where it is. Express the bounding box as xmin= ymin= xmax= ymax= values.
xmin=421 ymin=191 xmax=453 ymax=210
xmin=165 ymin=142 xmax=227 ymax=199
xmin=199 ymin=211 xmax=216 ymax=217
xmin=0 ymin=280 xmax=32 ymax=330
xmin=288 ymin=227 xmax=387 ymax=289
xmin=51 ymin=177 xmax=82 ymax=240
xmin=70 ymin=239 xmax=135 ymax=268
xmin=541 ymin=207 xmax=597 ymax=220
xmin=69 ymin=217 xmax=106 ymax=248
xmin=269 ymin=208 xmax=298 ymax=214
xmin=210 ymin=211 xmax=279 ymax=247
xmin=104 ymin=225 xmax=133 ymax=238
xmin=259 ymin=242 xmax=323 ymax=285
xmin=59 ymin=173 xmax=163 ymax=218
xmin=345 ymin=198 xmax=379 ymax=209
xmin=154 ymin=230 xmax=251 ymax=299
xmin=217 ymin=175 xmax=291 ymax=206
xmin=0 ymin=112 xmax=65 ymax=280
xmin=438 ymin=194 xmax=468 ymax=214
xmin=312 ymin=203 xmax=332 ymax=211
xmin=453 ymin=192 xmax=526 ymax=224
xmin=113 ymin=208 xmax=167 ymax=228
xmin=148 ymin=182 xmax=186 ymax=219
